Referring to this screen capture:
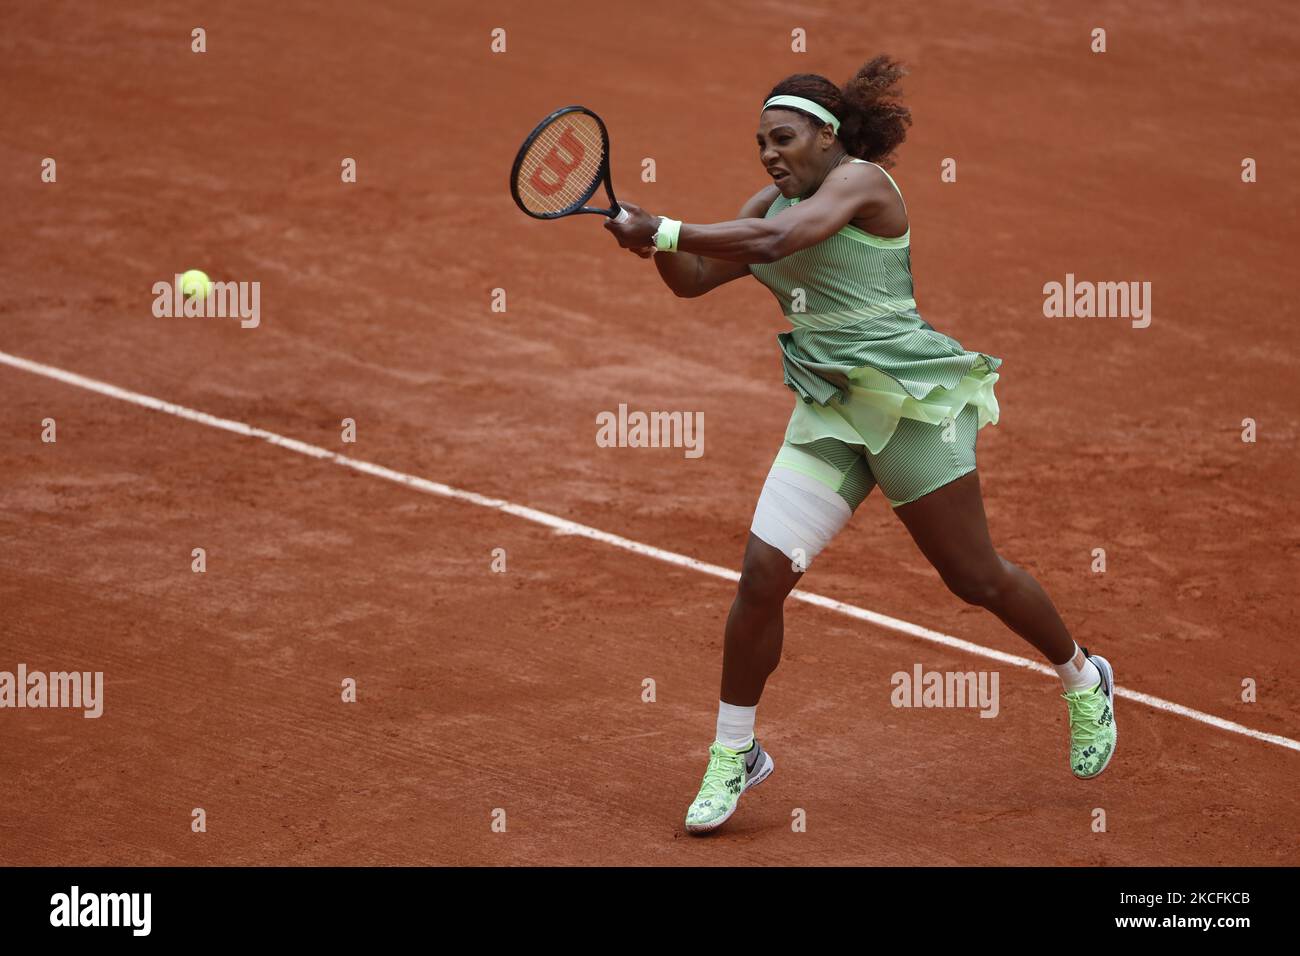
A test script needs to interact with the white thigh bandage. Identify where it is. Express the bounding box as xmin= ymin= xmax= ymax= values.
xmin=749 ymin=466 xmax=852 ymax=567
